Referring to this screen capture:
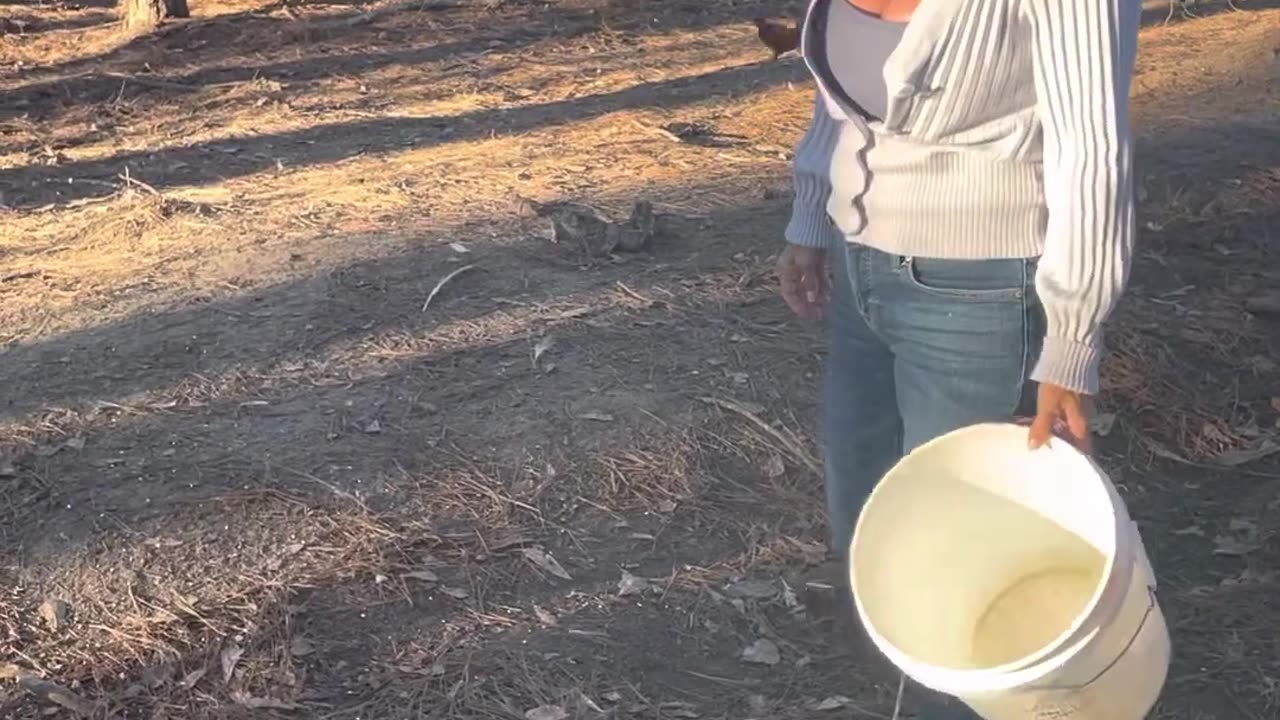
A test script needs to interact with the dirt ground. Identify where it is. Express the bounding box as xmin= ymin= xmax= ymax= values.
xmin=0 ymin=0 xmax=1277 ymax=717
